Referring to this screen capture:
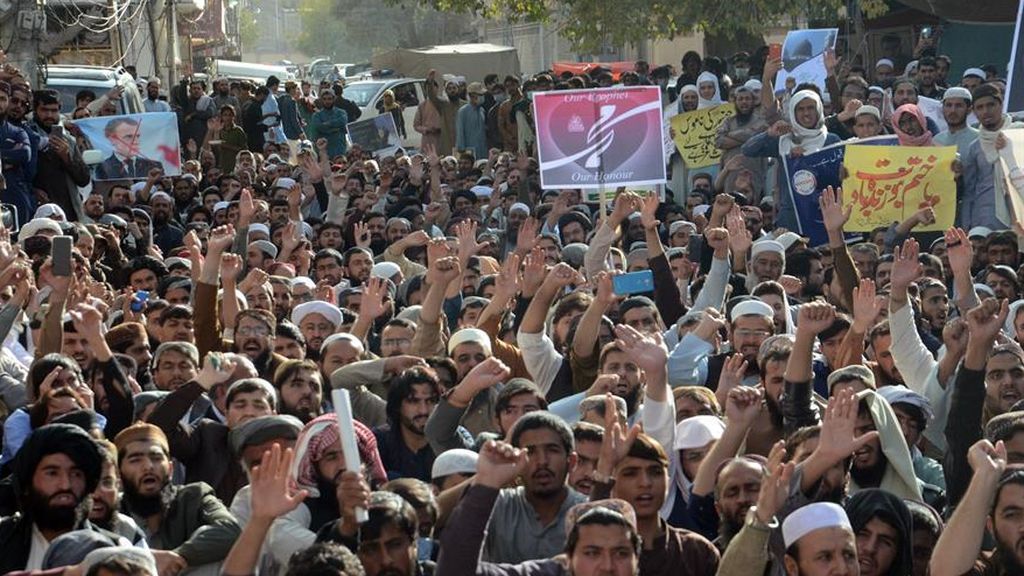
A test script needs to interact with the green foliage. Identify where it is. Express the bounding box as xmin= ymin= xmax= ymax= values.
xmin=392 ymin=0 xmax=860 ymax=54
